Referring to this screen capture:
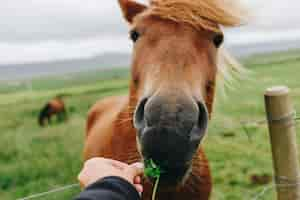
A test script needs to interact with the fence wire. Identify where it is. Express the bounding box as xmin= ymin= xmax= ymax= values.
xmin=251 ymin=176 xmax=300 ymax=200
xmin=211 ymin=111 xmax=300 ymax=141
xmin=17 ymin=183 xmax=80 ymax=200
